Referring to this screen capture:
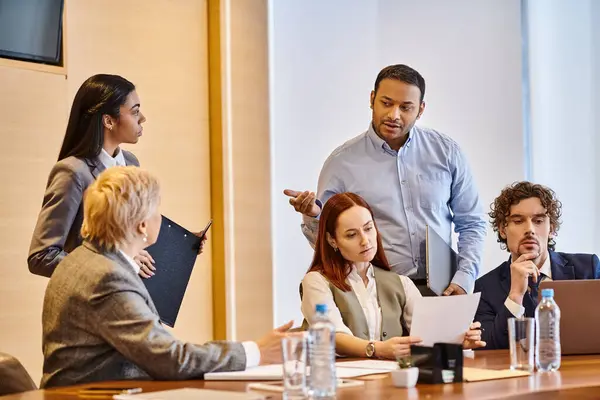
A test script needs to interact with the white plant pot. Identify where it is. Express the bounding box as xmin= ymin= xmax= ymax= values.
xmin=391 ymin=367 xmax=419 ymax=388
